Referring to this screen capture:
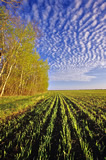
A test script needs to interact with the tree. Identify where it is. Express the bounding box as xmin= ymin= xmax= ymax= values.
xmin=0 ymin=7 xmax=49 ymax=96
xmin=1 ymin=0 xmax=22 ymax=7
